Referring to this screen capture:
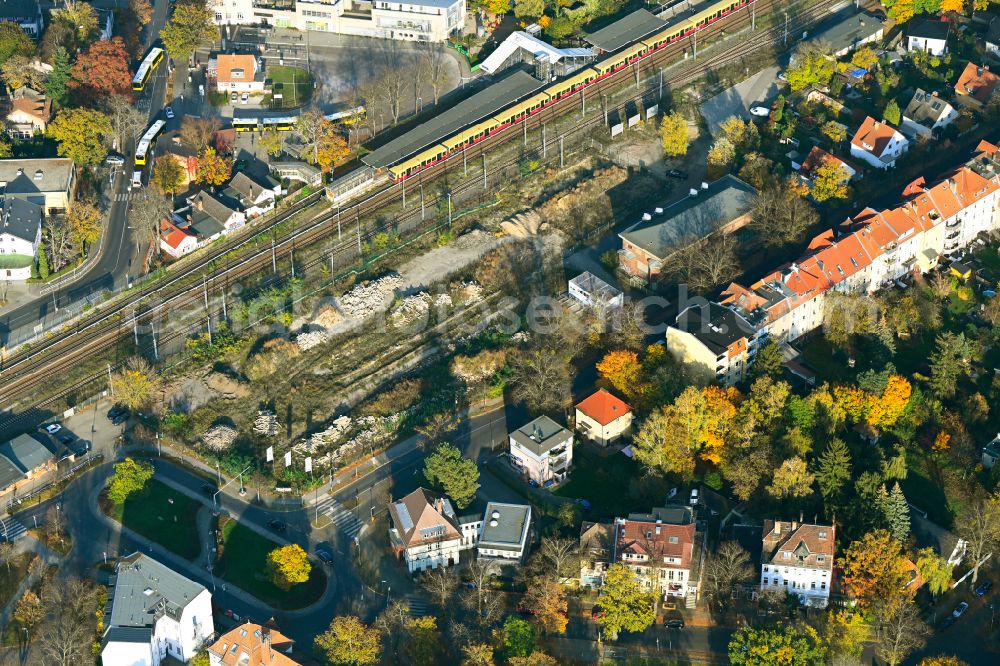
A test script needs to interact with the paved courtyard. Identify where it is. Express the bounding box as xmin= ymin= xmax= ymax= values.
xmin=700 ymin=64 xmax=784 ymax=134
